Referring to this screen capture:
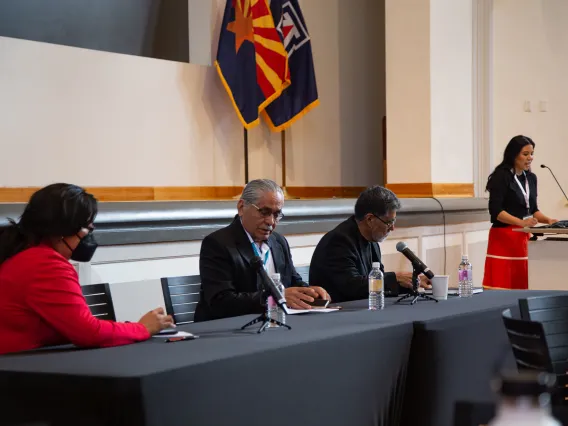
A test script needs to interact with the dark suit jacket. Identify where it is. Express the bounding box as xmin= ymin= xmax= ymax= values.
xmin=195 ymin=215 xmax=307 ymax=321
xmin=309 ymin=216 xmax=403 ymax=303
